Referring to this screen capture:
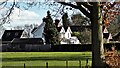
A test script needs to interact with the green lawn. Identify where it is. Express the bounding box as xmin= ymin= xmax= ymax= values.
xmin=1 ymin=52 xmax=92 ymax=67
